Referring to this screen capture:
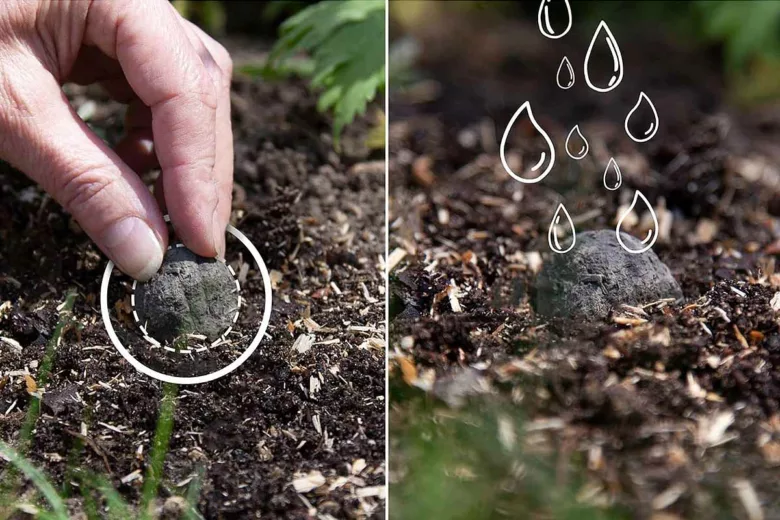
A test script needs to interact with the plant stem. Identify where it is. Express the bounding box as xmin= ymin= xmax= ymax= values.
xmin=140 ymin=382 xmax=179 ymax=519
xmin=19 ymin=291 xmax=77 ymax=451
xmin=0 ymin=290 xmax=77 ymax=505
